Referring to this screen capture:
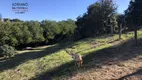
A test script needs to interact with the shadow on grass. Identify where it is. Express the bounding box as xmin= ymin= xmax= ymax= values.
xmin=32 ymin=38 xmax=142 ymax=80
xmin=0 ymin=43 xmax=70 ymax=72
xmin=119 ymin=68 xmax=142 ymax=80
